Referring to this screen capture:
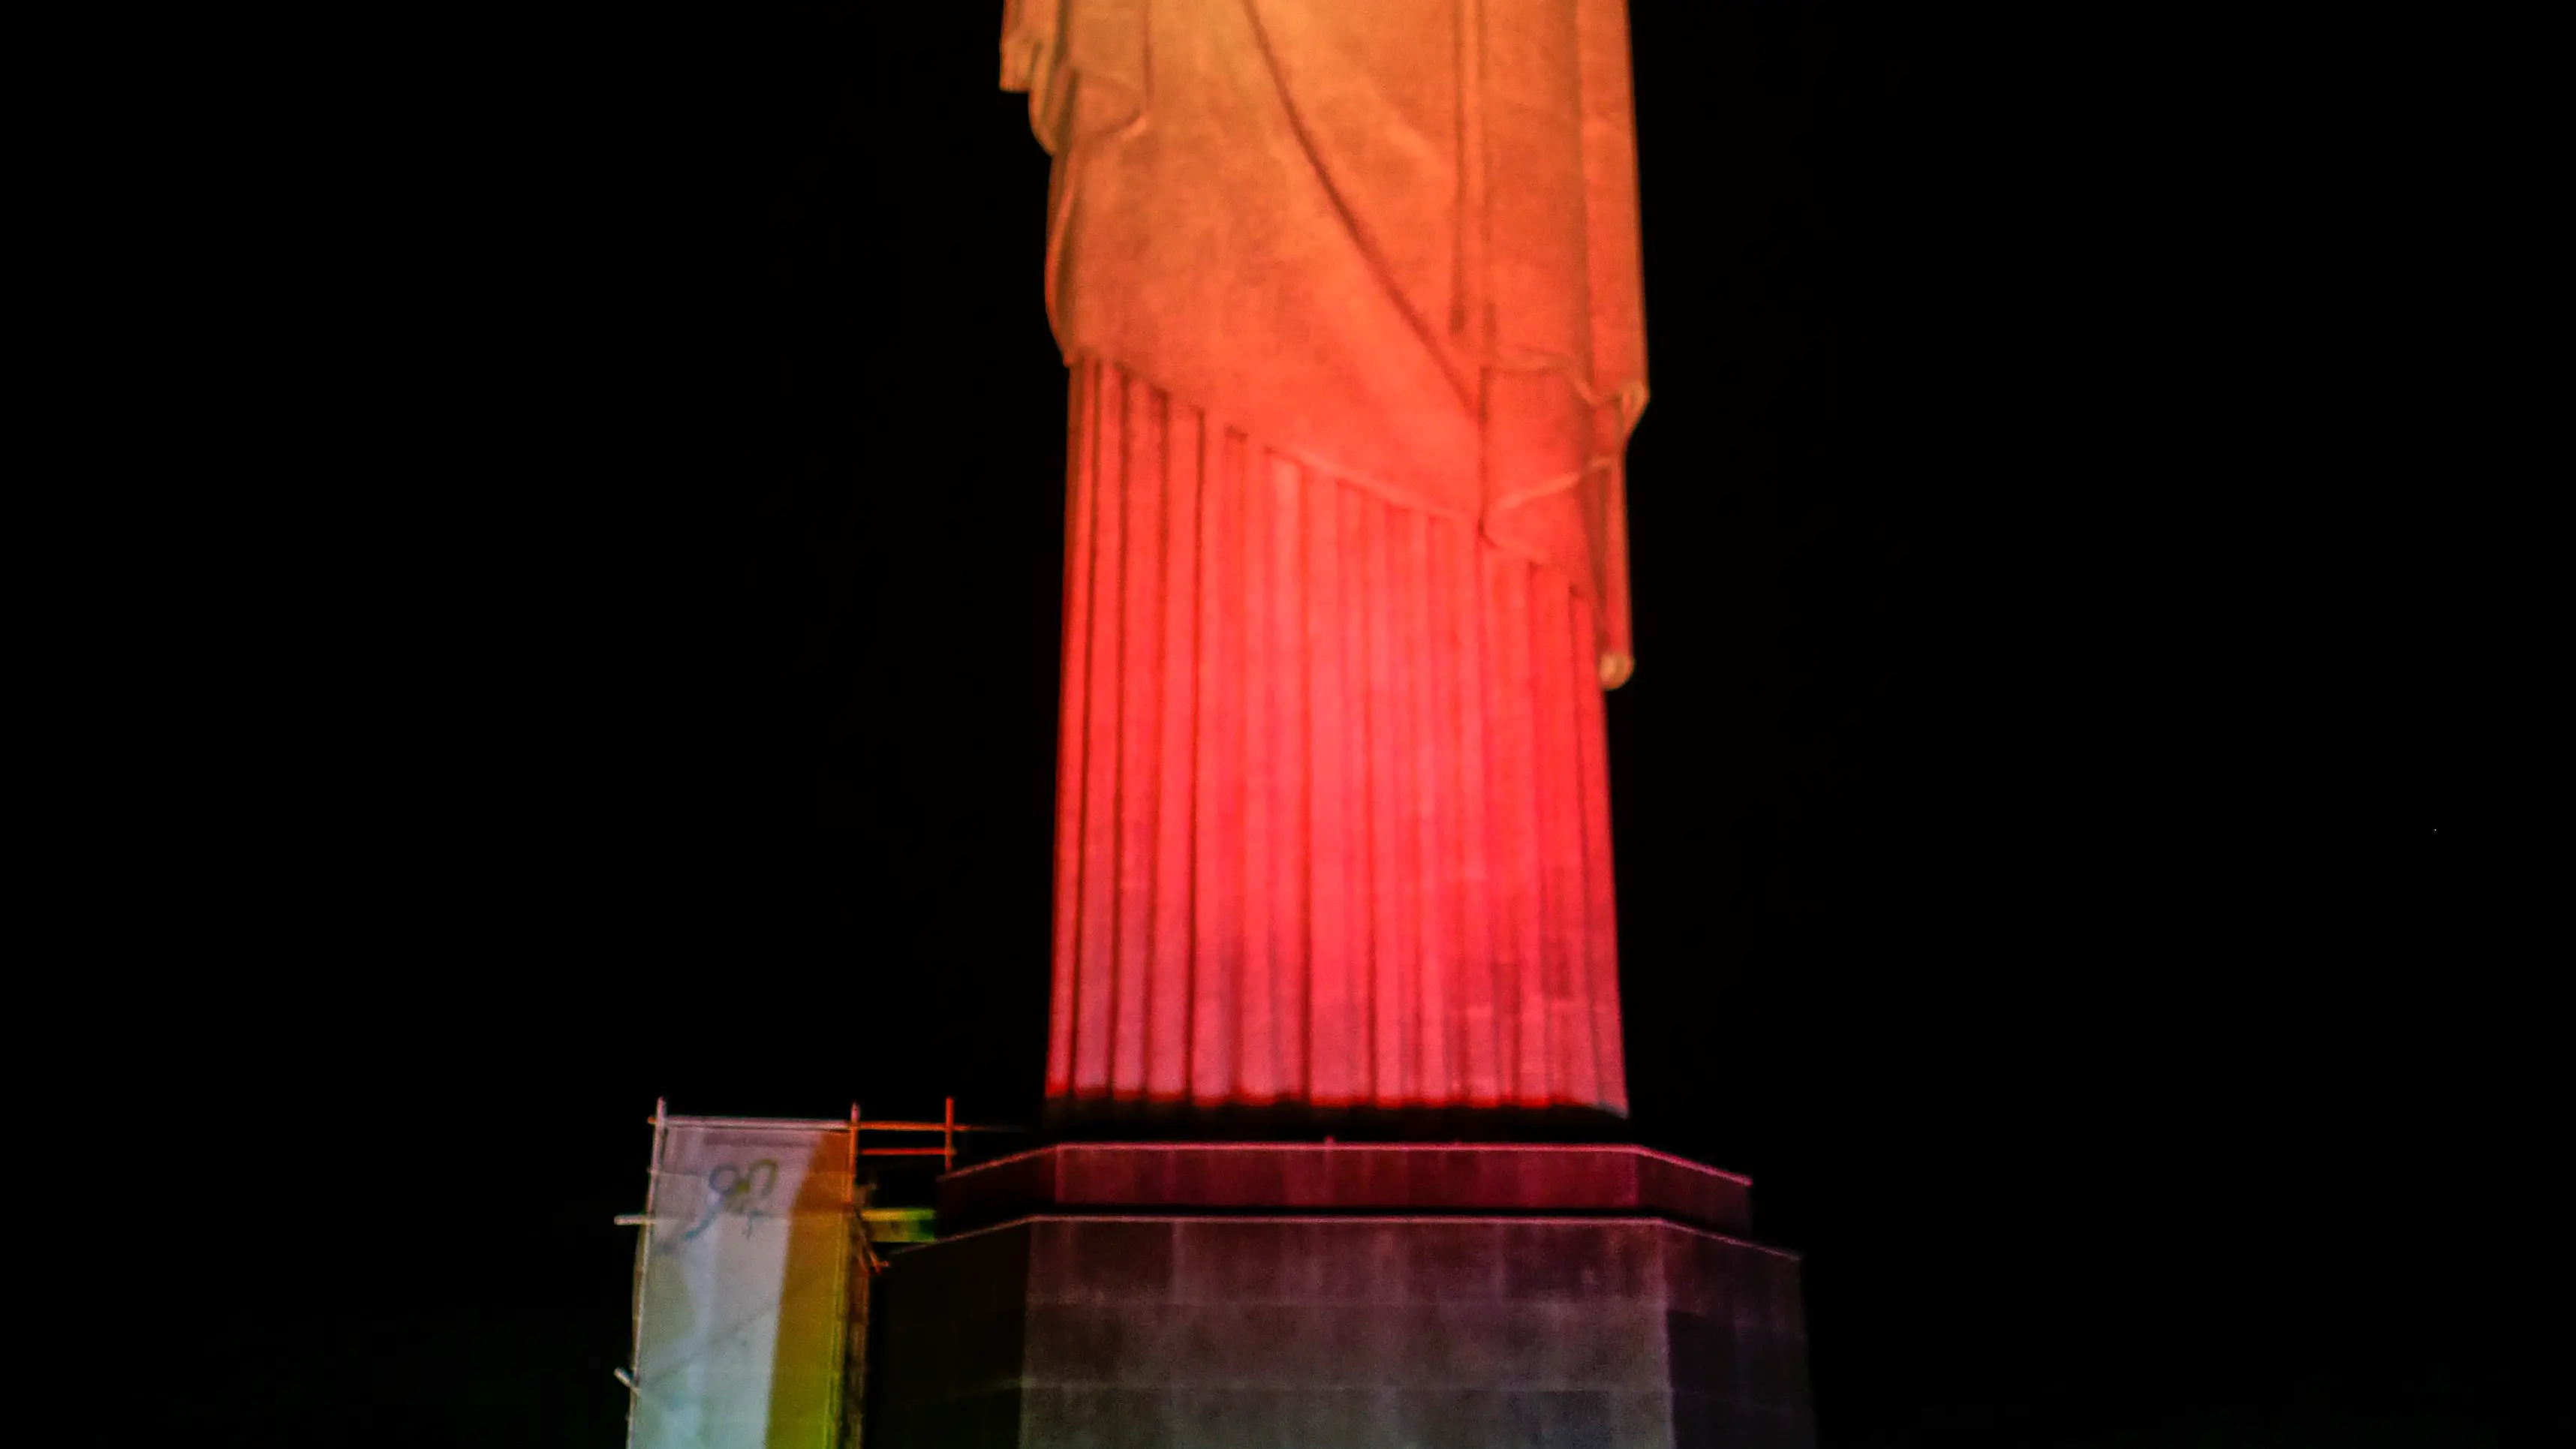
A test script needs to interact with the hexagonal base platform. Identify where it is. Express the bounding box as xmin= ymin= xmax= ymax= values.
xmin=866 ymin=1144 xmax=1814 ymax=1449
